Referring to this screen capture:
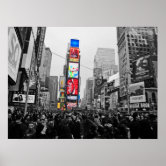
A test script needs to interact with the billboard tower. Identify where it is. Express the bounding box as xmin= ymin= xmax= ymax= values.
xmin=66 ymin=39 xmax=80 ymax=110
